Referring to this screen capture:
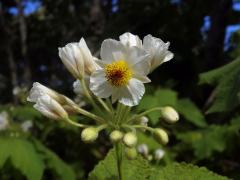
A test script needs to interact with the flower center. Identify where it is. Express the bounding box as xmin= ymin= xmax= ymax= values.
xmin=105 ymin=60 xmax=132 ymax=87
